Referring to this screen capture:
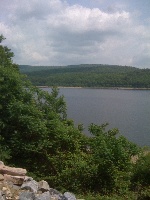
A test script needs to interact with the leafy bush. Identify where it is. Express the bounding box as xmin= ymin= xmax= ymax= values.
xmin=86 ymin=123 xmax=139 ymax=194
xmin=131 ymin=150 xmax=150 ymax=199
